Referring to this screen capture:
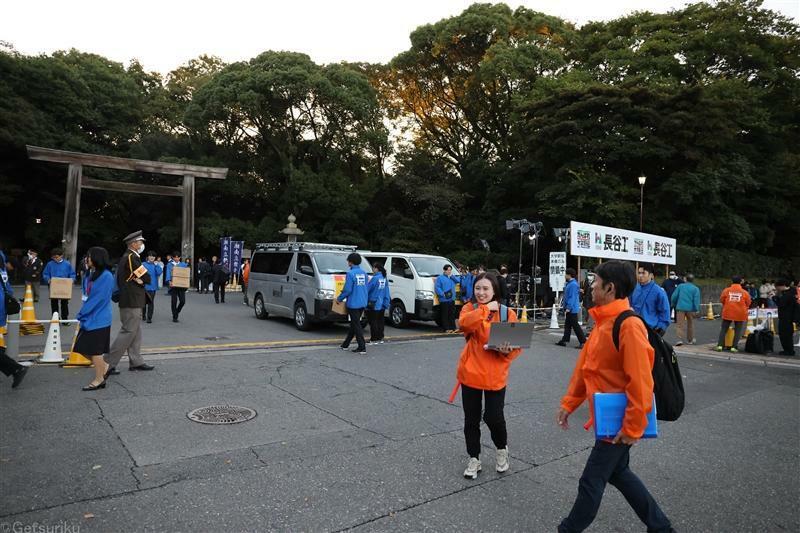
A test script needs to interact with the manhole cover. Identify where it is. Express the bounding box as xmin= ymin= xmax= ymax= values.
xmin=187 ymin=405 xmax=257 ymax=425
